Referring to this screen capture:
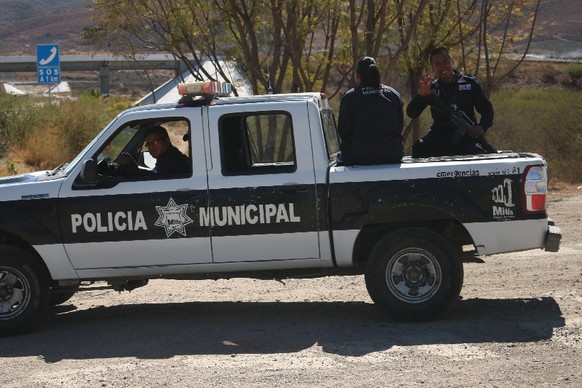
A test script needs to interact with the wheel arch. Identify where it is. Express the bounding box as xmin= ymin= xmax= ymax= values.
xmin=0 ymin=229 xmax=54 ymax=283
xmin=351 ymin=210 xmax=473 ymax=268
xmin=0 ymin=204 xmax=69 ymax=283
xmin=0 ymin=205 xmax=62 ymax=247
xmin=333 ymin=181 xmax=487 ymax=267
